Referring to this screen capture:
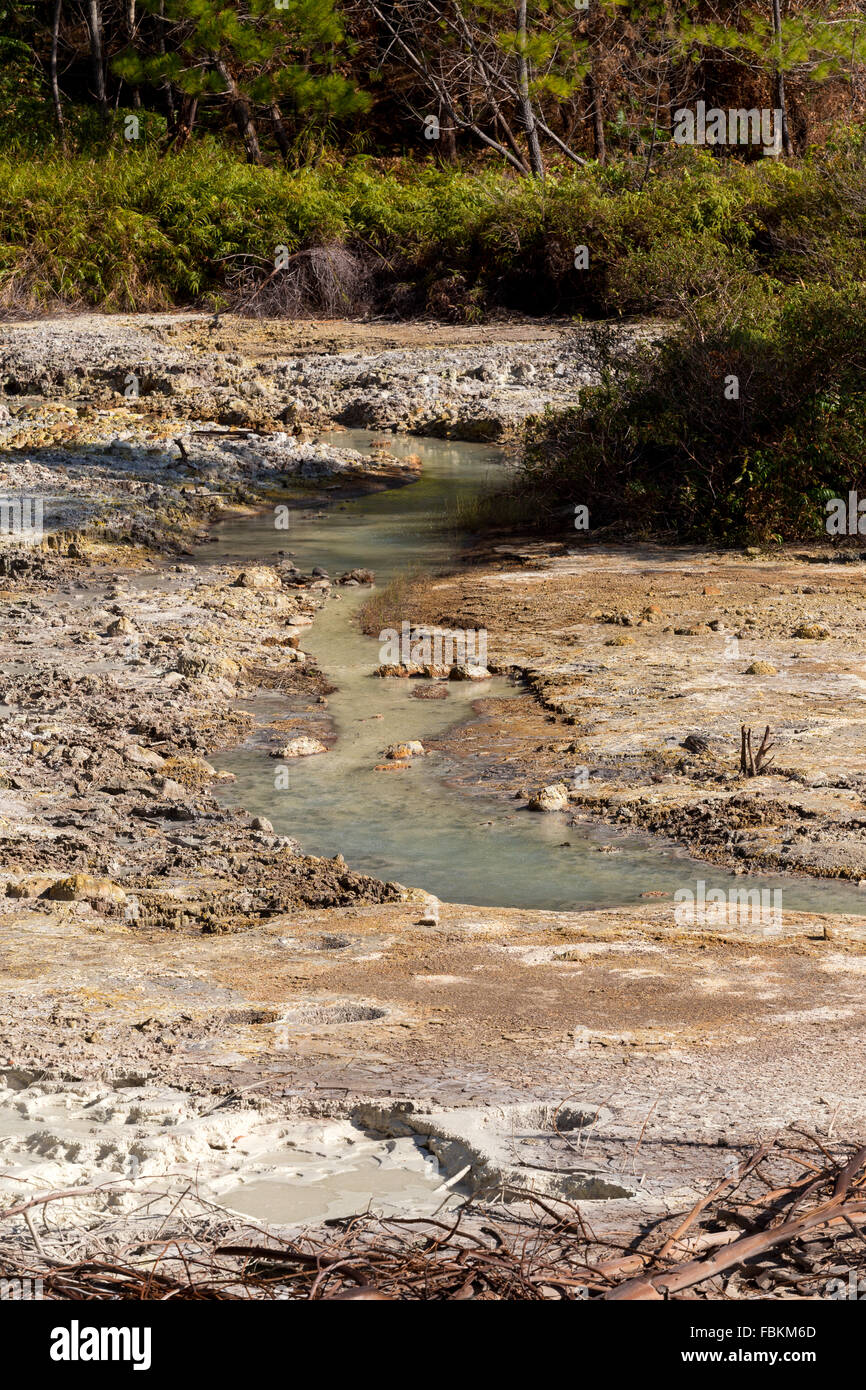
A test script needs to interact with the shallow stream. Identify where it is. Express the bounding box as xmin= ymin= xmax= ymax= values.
xmin=208 ymin=431 xmax=866 ymax=918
